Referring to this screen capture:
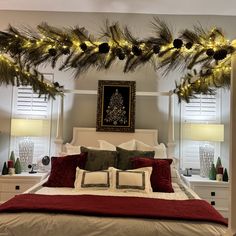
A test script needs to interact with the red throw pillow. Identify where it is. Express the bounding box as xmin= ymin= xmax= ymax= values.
xmin=131 ymin=157 xmax=174 ymax=193
xmin=43 ymin=153 xmax=87 ymax=188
